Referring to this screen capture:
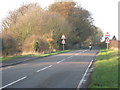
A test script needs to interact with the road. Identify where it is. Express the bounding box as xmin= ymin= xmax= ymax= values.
xmin=1 ymin=49 xmax=98 ymax=89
